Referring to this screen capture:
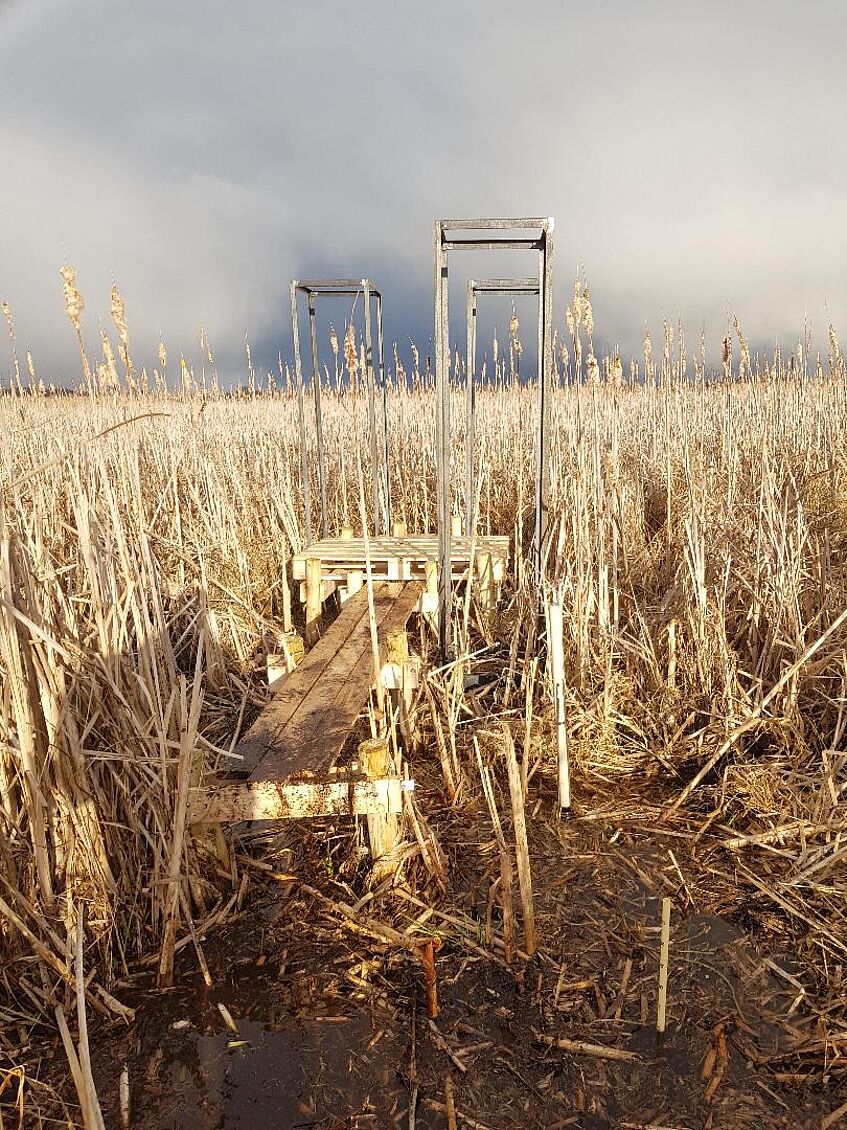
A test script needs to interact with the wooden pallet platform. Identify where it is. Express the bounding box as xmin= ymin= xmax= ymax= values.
xmin=187 ymin=581 xmax=420 ymax=824
xmin=292 ymin=534 xmax=509 ymax=583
